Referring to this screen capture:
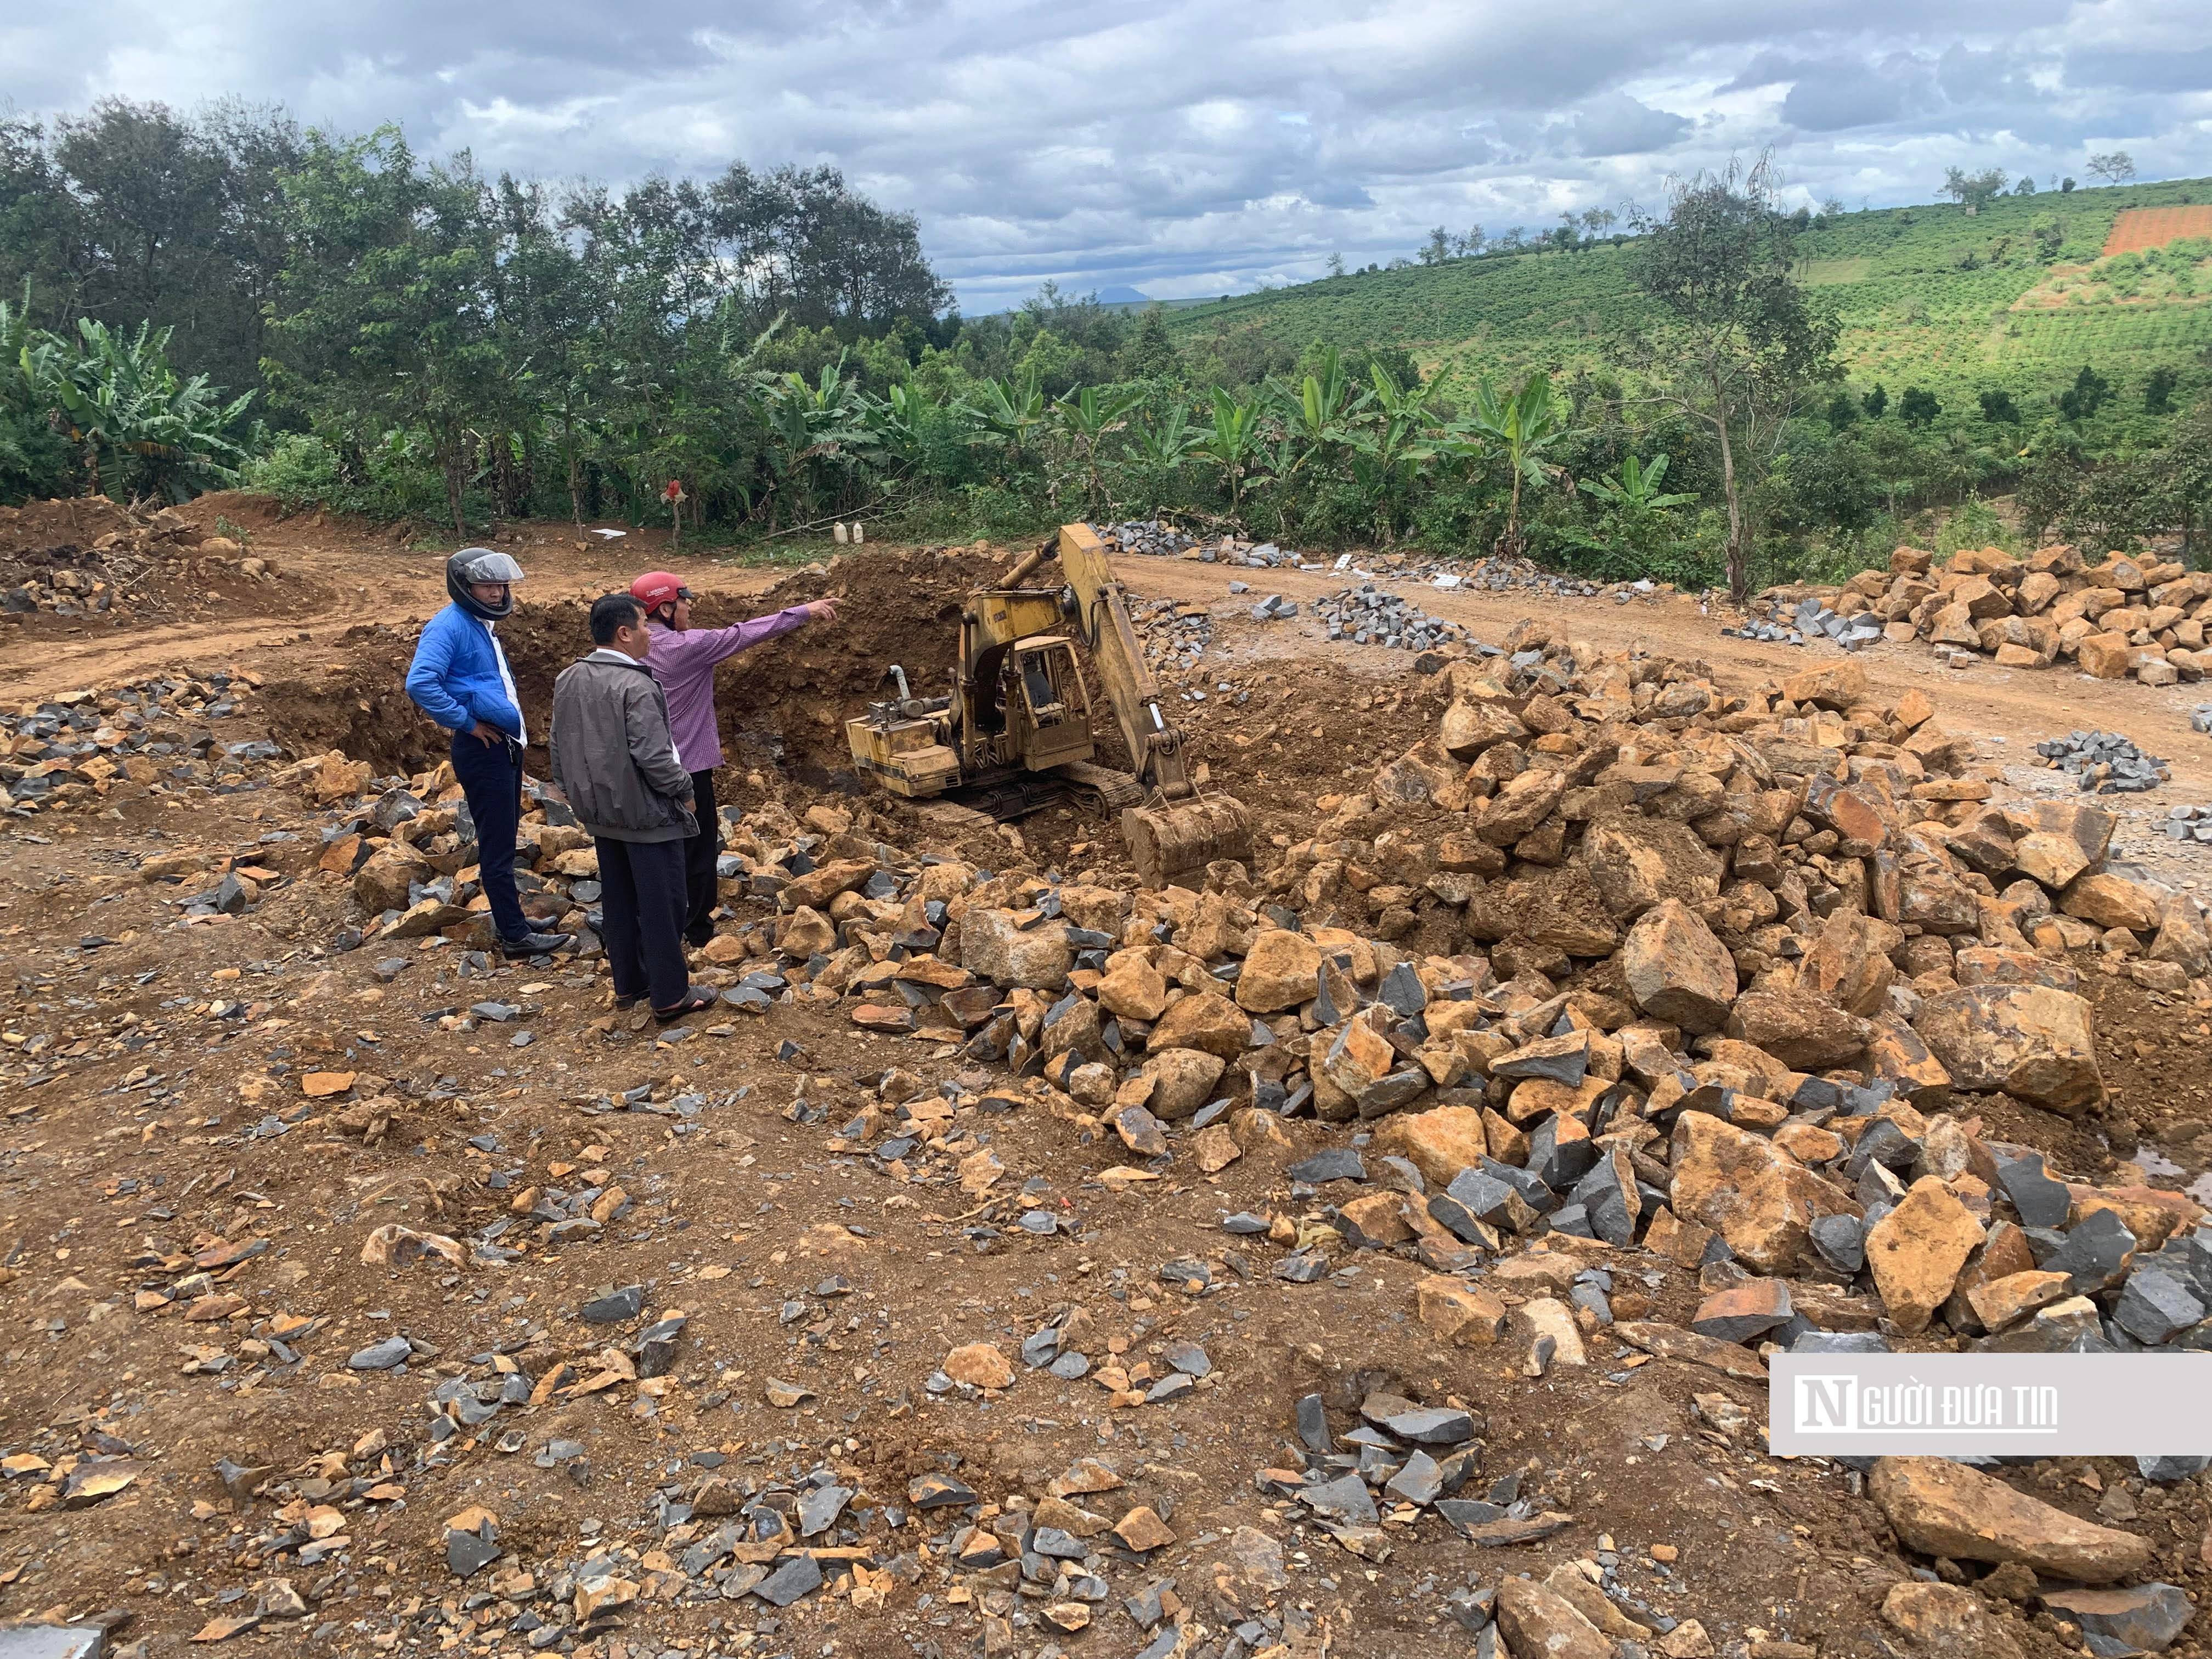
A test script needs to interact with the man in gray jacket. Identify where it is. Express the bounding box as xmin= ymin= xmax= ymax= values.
xmin=549 ymin=594 xmax=714 ymax=1023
